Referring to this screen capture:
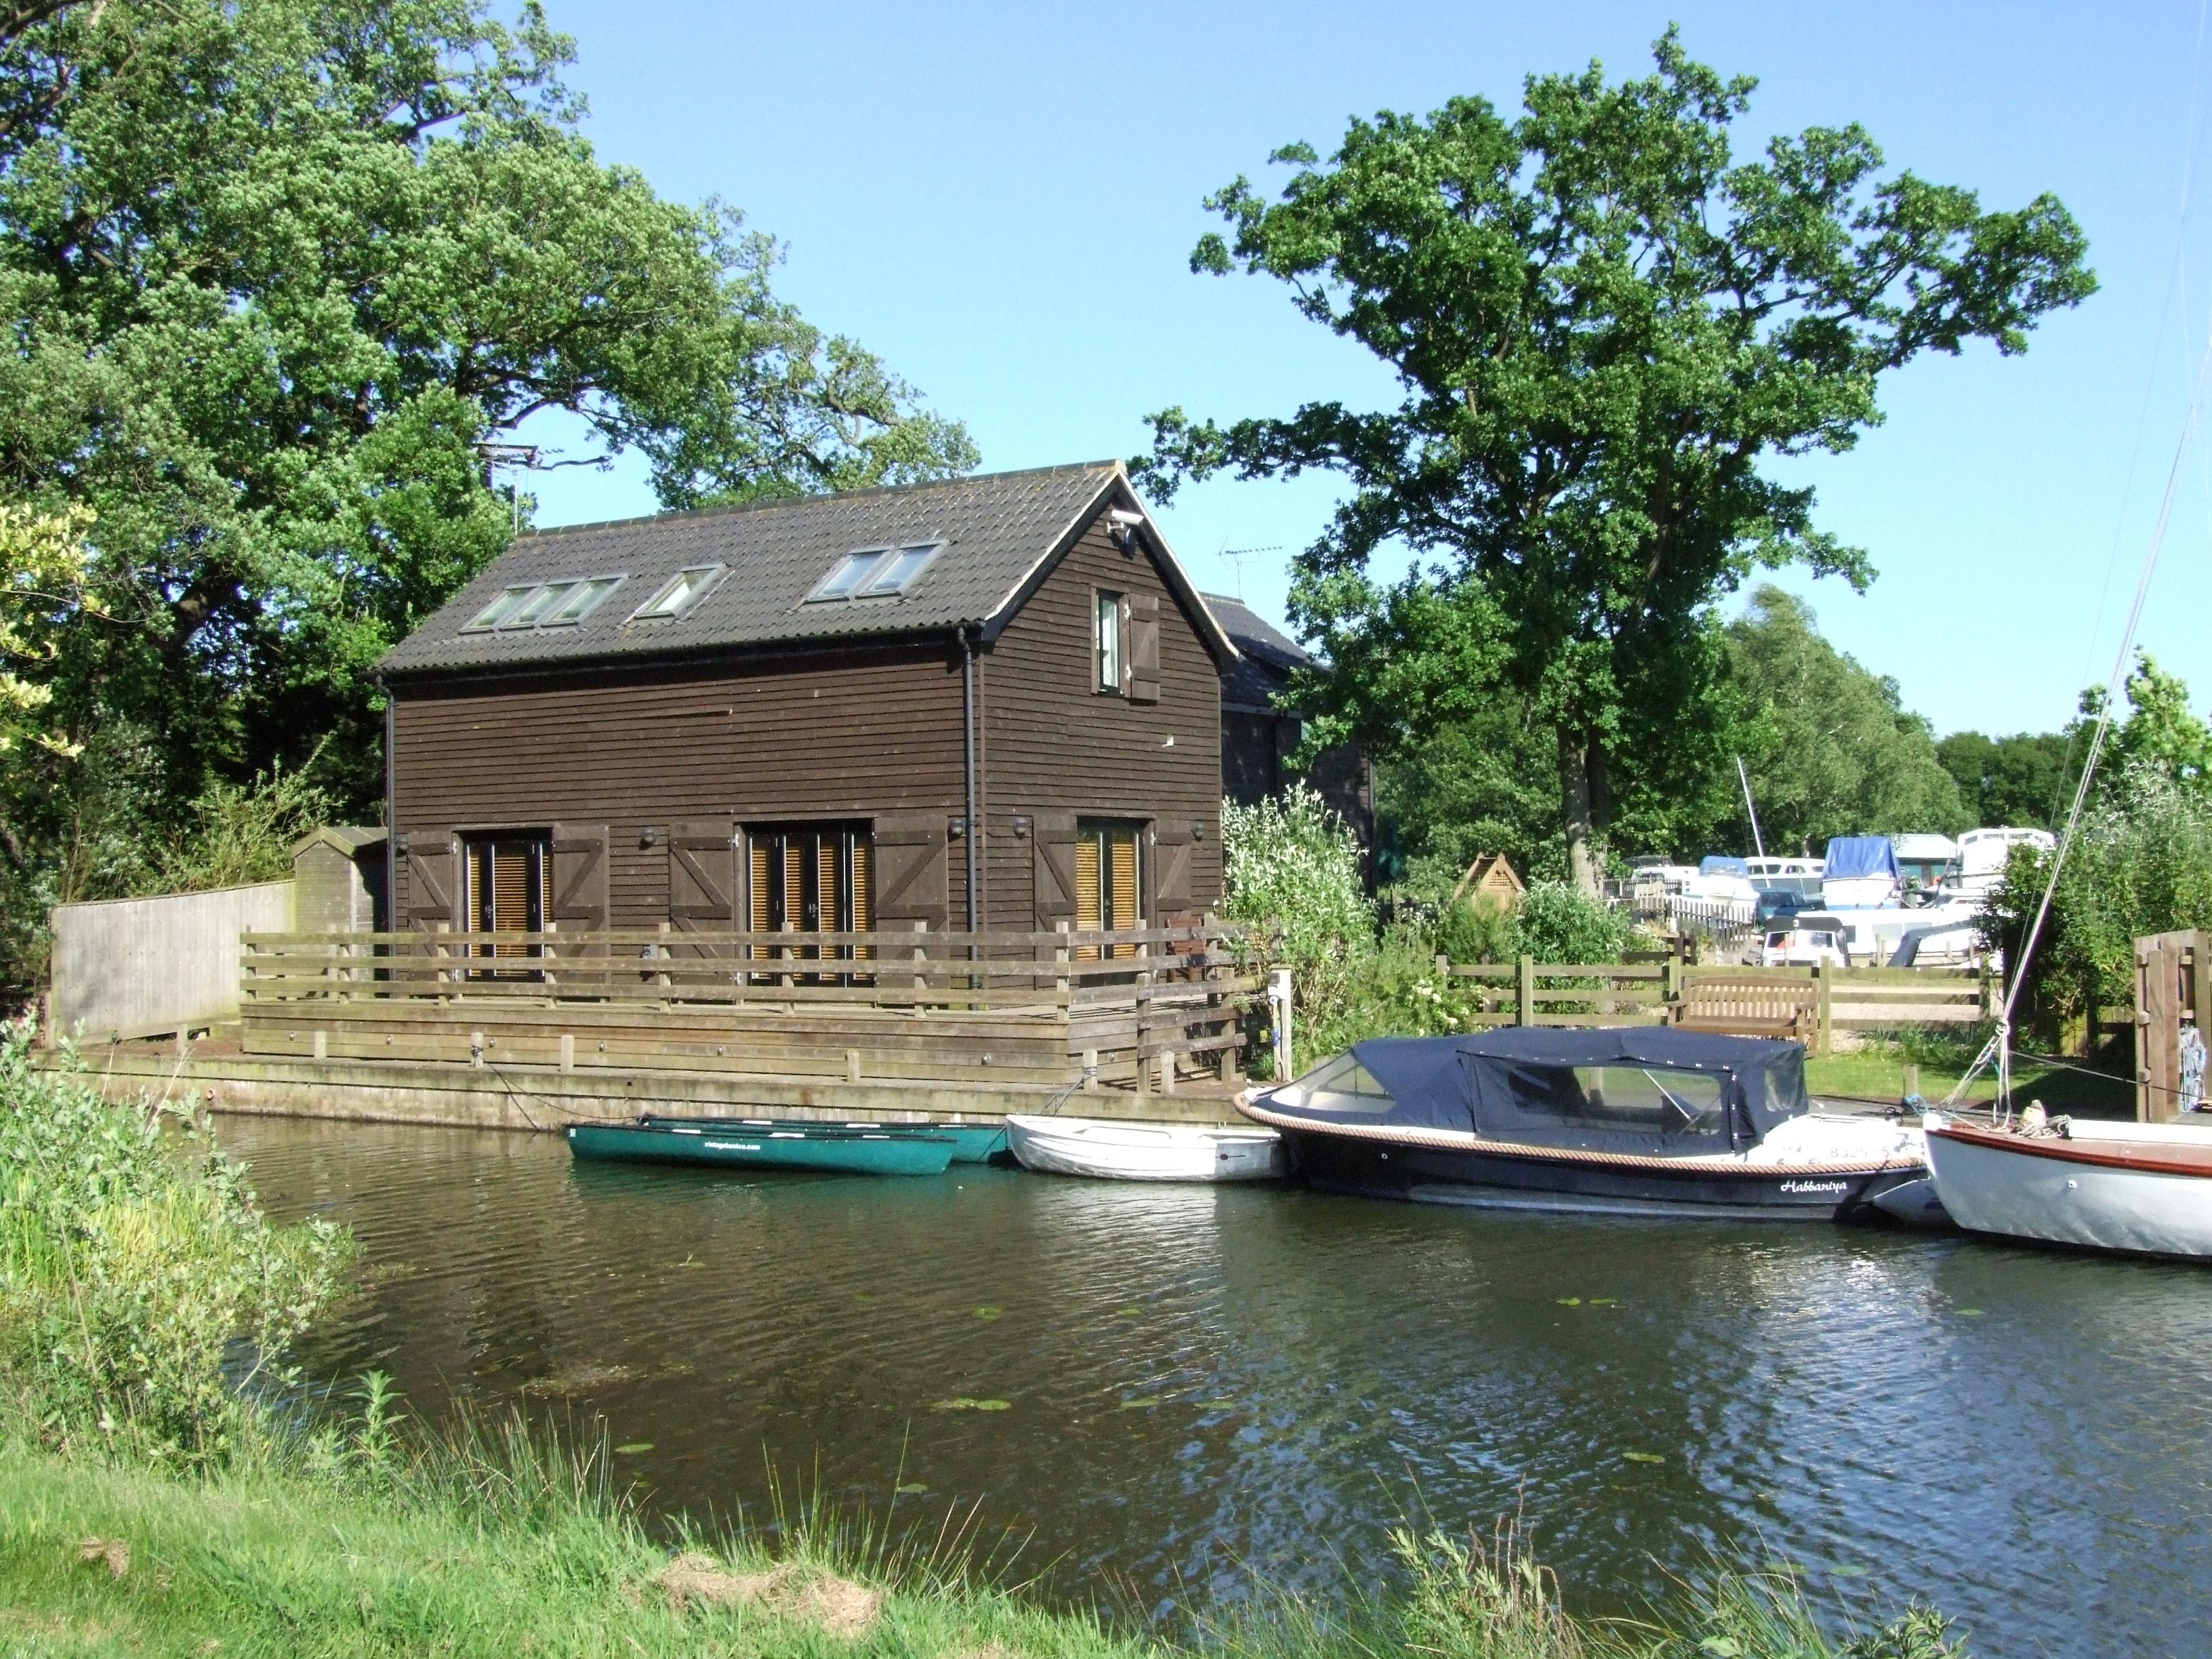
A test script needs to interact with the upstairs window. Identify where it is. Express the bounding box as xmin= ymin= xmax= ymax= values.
xmin=1095 ymin=590 xmax=1123 ymax=691
xmin=540 ymin=575 xmax=624 ymax=626
xmin=631 ymin=562 xmax=729 ymax=621
xmin=805 ymin=541 xmax=942 ymax=602
xmin=462 ymin=575 xmax=626 ymax=633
